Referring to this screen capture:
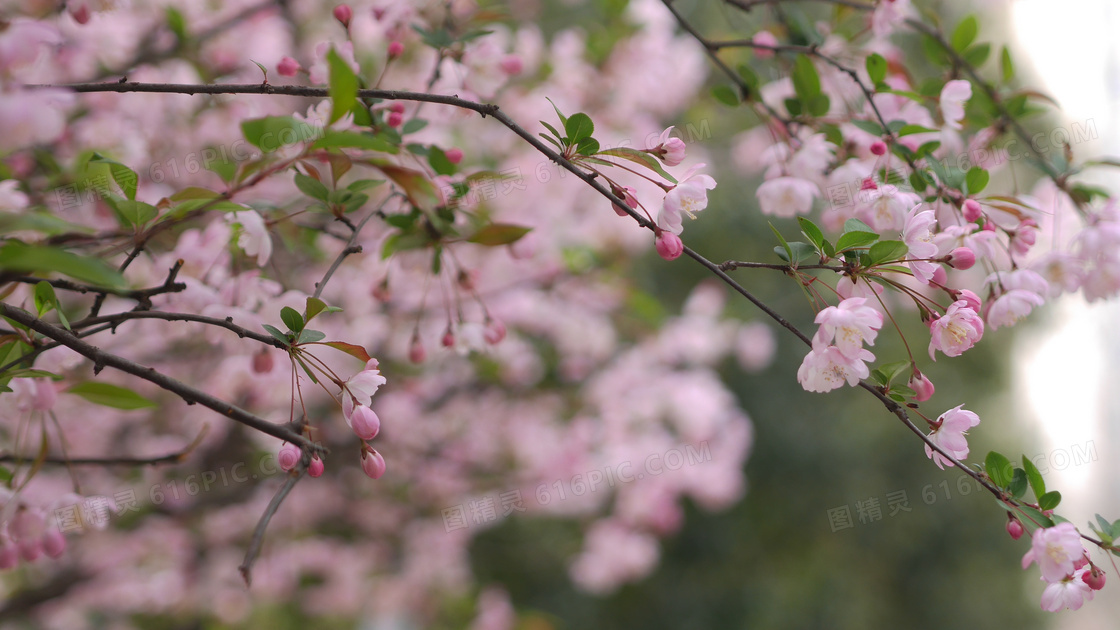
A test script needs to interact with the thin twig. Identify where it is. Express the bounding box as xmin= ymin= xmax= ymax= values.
xmin=239 ymin=465 xmax=304 ymax=586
